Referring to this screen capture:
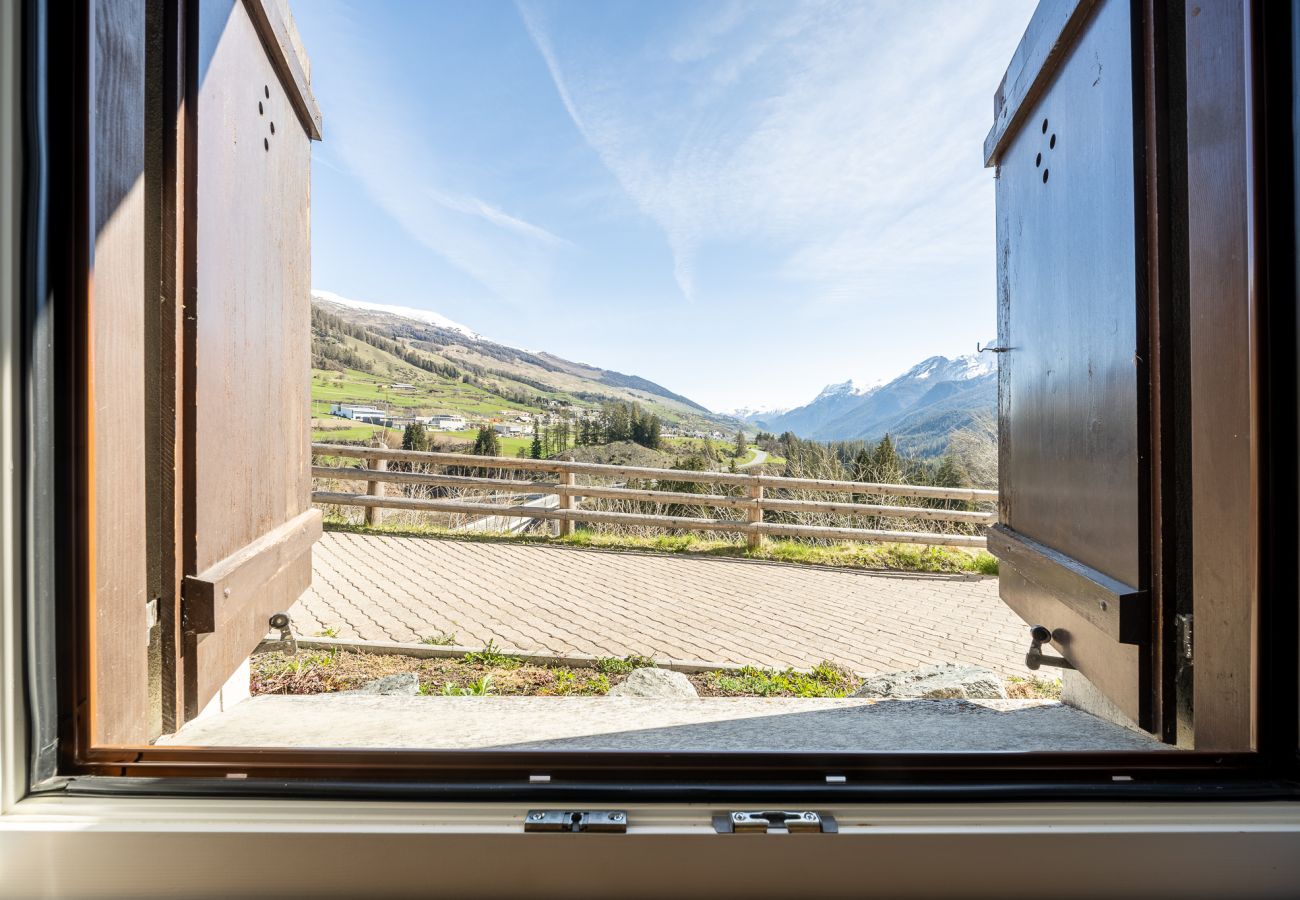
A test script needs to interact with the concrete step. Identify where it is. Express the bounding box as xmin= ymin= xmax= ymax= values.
xmin=162 ymin=695 xmax=1161 ymax=752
